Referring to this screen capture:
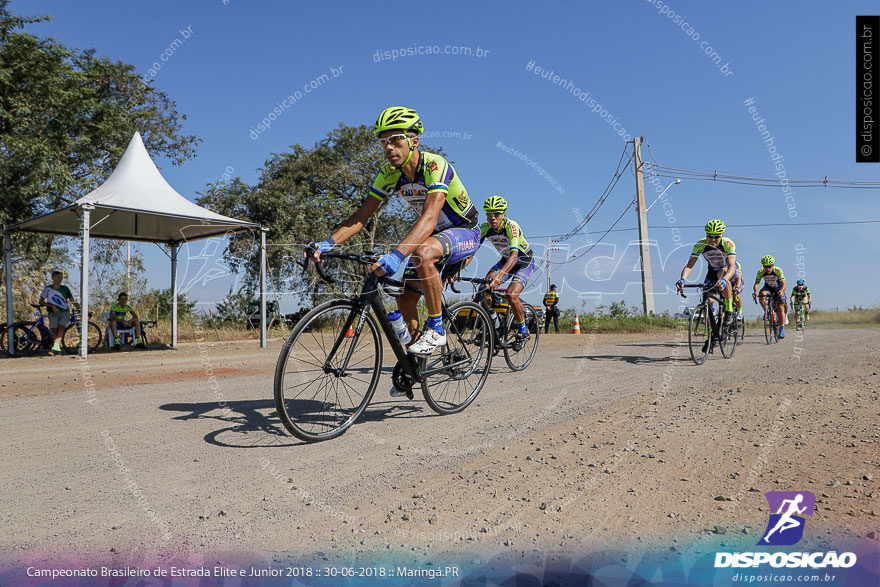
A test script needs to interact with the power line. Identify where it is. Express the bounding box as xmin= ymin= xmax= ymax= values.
xmin=641 ymin=139 xmax=880 ymax=188
xmin=554 ymin=144 xmax=634 ymax=241
xmin=530 ymin=218 xmax=880 ymax=240
xmin=550 ymin=199 xmax=636 ymax=265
